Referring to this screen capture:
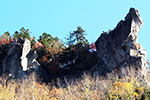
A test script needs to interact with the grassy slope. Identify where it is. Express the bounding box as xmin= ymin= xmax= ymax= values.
xmin=0 ymin=69 xmax=150 ymax=100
